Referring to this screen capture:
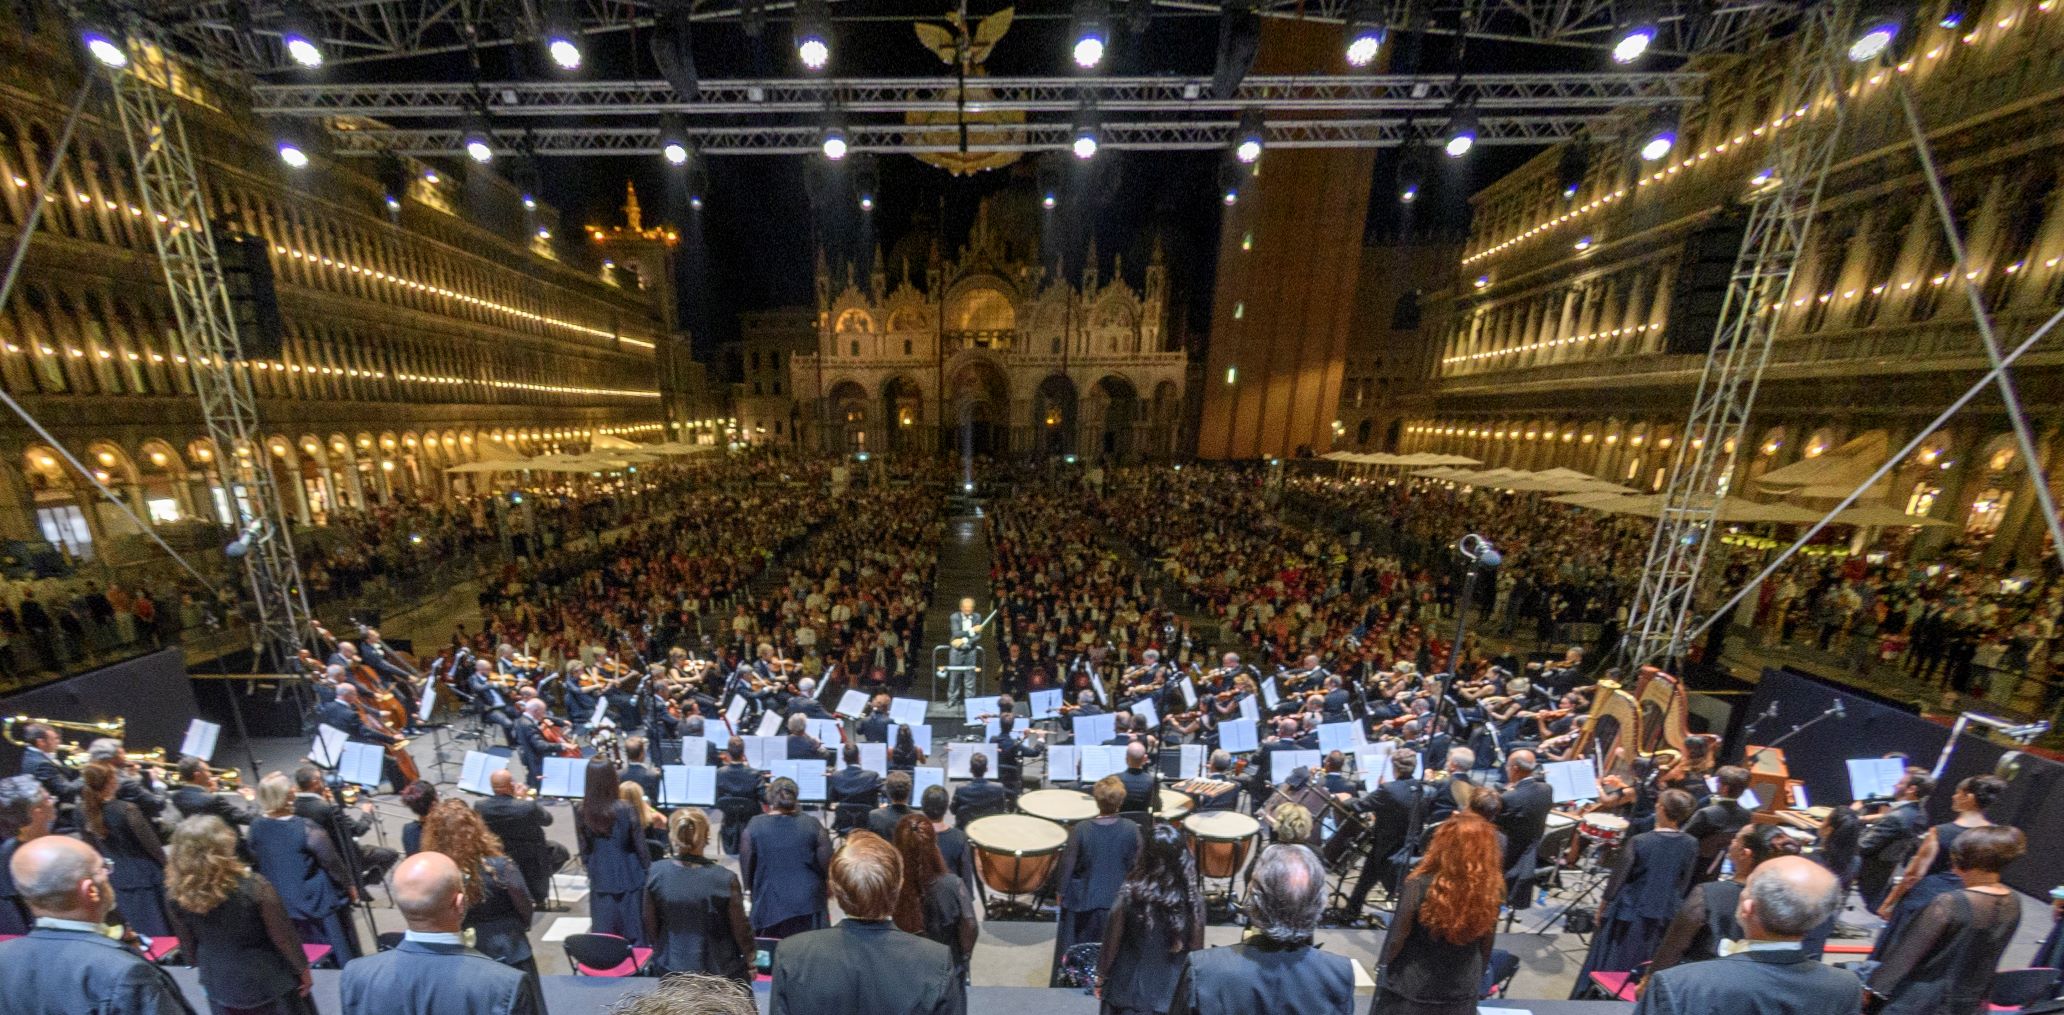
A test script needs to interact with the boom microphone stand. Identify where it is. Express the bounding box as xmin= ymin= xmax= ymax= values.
xmin=1429 ymin=534 xmax=1502 ymax=741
